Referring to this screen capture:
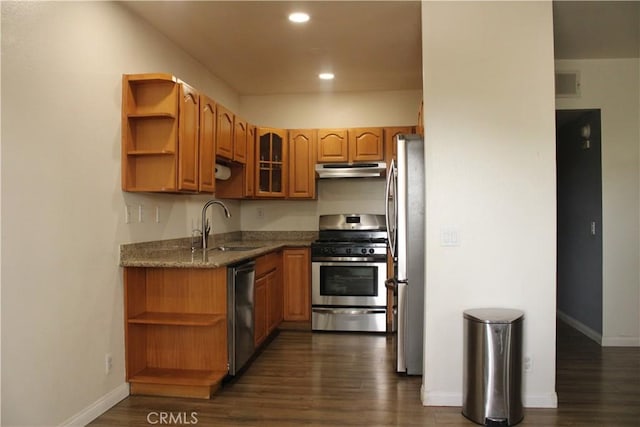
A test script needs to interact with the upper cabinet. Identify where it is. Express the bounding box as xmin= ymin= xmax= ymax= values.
xmin=383 ymin=126 xmax=414 ymax=165
xmin=121 ymin=73 xmax=416 ymax=197
xmin=416 ymin=100 xmax=424 ymax=136
xmin=233 ymin=118 xmax=248 ymax=164
xmin=256 ymin=128 xmax=287 ymax=198
xmin=348 ymin=127 xmax=384 ymax=162
xmin=245 ymin=125 xmax=256 ymax=197
xmin=288 ymin=129 xmax=316 ymax=199
xmin=317 ymin=129 xmax=348 ymax=163
xmin=177 ymin=82 xmax=200 ymax=192
xmin=122 ymin=73 xmax=204 ymax=193
xmin=198 ymin=95 xmax=217 ymax=193
xmin=215 ymin=105 xmax=234 ymax=161
xmin=317 ymin=128 xmax=384 ymax=163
